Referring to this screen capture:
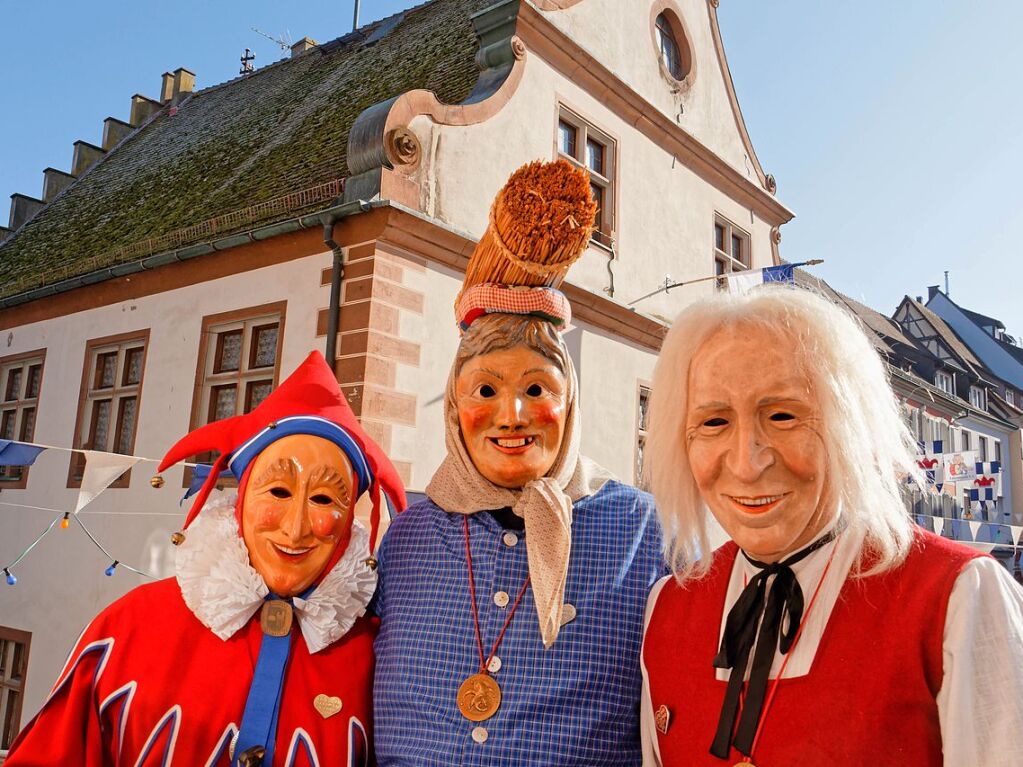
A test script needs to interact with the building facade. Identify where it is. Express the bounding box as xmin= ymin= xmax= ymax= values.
xmin=0 ymin=0 xmax=792 ymax=734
